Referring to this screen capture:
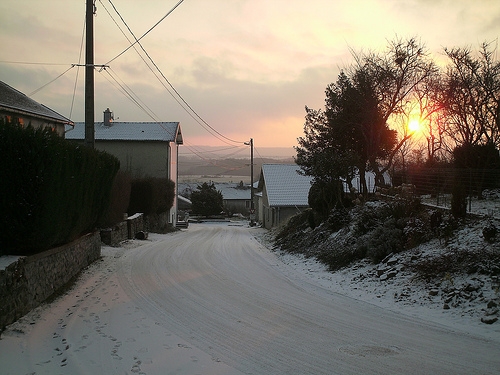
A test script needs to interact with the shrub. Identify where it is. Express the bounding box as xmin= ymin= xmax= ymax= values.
xmin=408 ymin=248 xmax=500 ymax=281
xmin=0 ymin=121 xmax=119 ymax=255
xmin=128 ymin=177 xmax=175 ymax=216
xmin=98 ymin=170 xmax=131 ymax=227
xmin=404 ymin=217 xmax=428 ymax=248
xmin=308 ymin=180 xmax=344 ymax=217
xmin=190 ymin=182 xmax=223 ymax=217
xmin=275 ymin=210 xmax=311 ymax=245
xmin=326 ymin=207 xmax=350 ymax=231
xmin=351 ymin=202 xmax=391 ymax=236
xmin=359 ymin=218 xmax=405 ymax=263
